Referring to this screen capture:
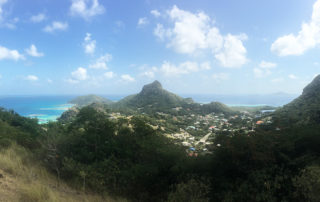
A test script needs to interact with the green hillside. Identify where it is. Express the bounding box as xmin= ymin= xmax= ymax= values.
xmin=112 ymin=80 xmax=233 ymax=115
xmin=274 ymin=74 xmax=320 ymax=126
xmin=114 ymin=80 xmax=189 ymax=108
xmin=69 ymin=94 xmax=113 ymax=106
